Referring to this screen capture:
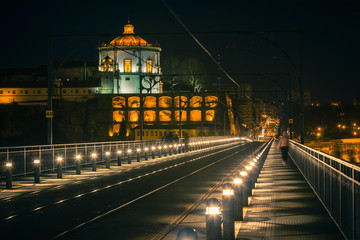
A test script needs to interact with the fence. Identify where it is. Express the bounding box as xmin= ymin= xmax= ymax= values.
xmin=0 ymin=136 xmax=240 ymax=178
xmin=289 ymin=140 xmax=360 ymax=240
